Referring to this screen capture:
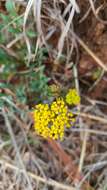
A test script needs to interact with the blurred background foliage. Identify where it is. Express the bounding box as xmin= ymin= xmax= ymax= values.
xmin=0 ymin=0 xmax=52 ymax=109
